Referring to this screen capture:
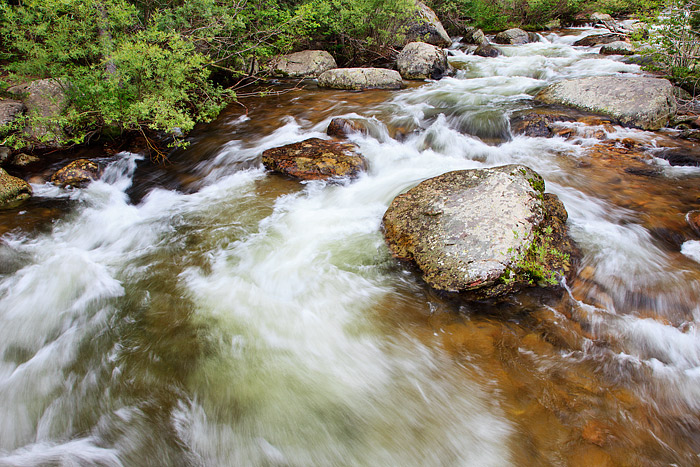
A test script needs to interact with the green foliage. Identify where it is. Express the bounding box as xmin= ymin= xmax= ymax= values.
xmin=646 ymin=0 xmax=700 ymax=95
xmin=502 ymin=226 xmax=570 ymax=287
xmin=297 ymin=0 xmax=417 ymax=64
